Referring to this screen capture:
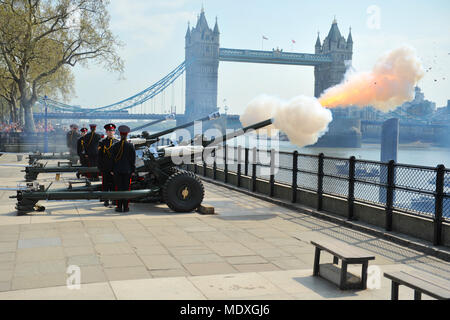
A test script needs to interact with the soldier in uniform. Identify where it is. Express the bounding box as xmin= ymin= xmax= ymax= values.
xmin=98 ymin=123 xmax=118 ymax=207
xmin=111 ymin=125 xmax=136 ymax=212
xmin=66 ymin=124 xmax=80 ymax=164
xmin=80 ymin=127 xmax=88 ymax=137
xmin=77 ymin=124 xmax=101 ymax=180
